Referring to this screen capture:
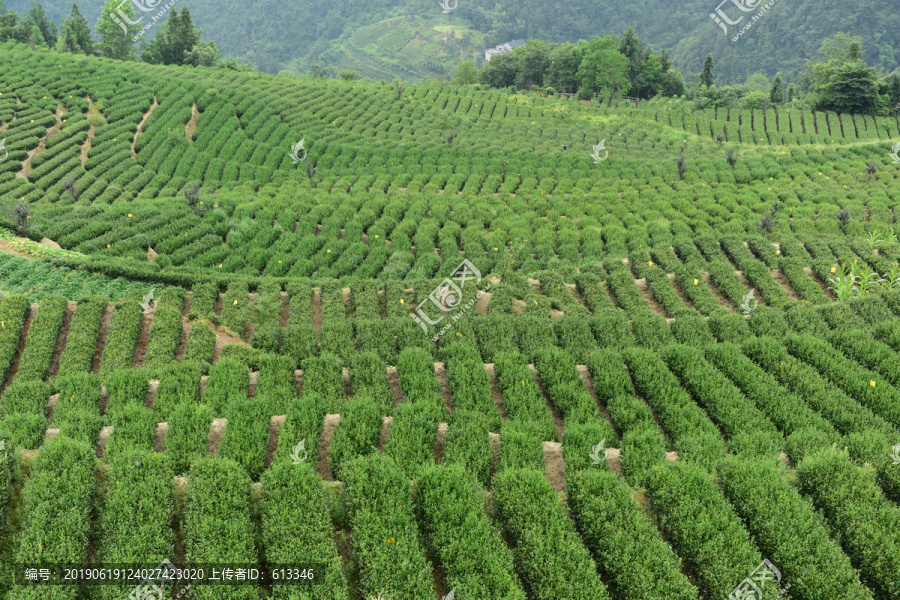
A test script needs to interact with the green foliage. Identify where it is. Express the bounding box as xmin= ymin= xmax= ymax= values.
xmin=568 ymin=468 xmax=699 ymax=600
xmin=492 ymin=468 xmax=610 ymax=599
xmin=415 ymin=464 xmax=525 ymax=600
